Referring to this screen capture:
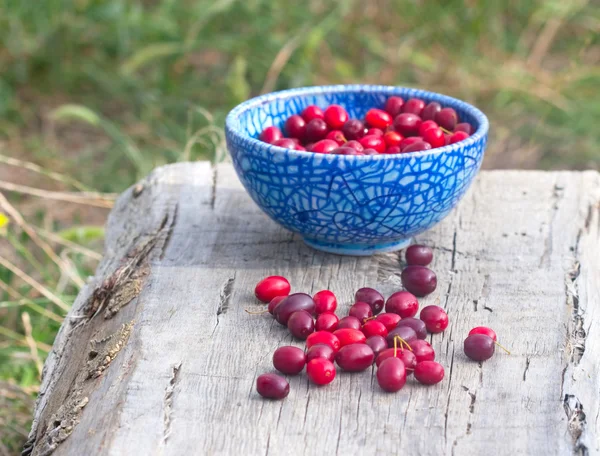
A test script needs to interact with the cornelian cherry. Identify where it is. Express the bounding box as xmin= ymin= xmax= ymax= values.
xmin=449 ymin=131 xmax=469 ymax=144
xmin=333 ymin=328 xmax=367 ymax=347
xmin=273 ymin=346 xmax=306 ymax=375
xmin=268 ymin=296 xmax=287 ymax=314
xmin=287 ymin=310 xmax=315 ymax=339
xmin=384 ymin=96 xmax=404 ymax=117
xmin=301 ymin=105 xmax=324 ymax=122
xmin=313 ymin=290 xmax=337 ymax=314
xmin=335 ymin=343 xmax=374 ymax=372
xmin=402 ymin=98 xmax=426 ymax=116
xmin=405 ymin=244 xmax=433 ymax=266
xmin=307 ymin=358 xmax=336 ymax=385
xmin=342 ymin=119 xmax=365 ymax=140
xmin=358 ymin=135 xmax=386 ymax=153
xmin=284 ymin=115 xmax=306 ymax=140
xmin=399 ymin=136 xmax=423 ymax=151
xmin=257 ymin=373 xmax=289 ymax=399
xmin=349 ymin=302 xmax=373 ymax=322
xmin=376 ymin=347 xmax=417 ymax=373
xmin=436 ymin=108 xmax=458 ymax=131
xmin=375 ymin=313 xmax=401 ymax=332
xmin=422 ymin=128 xmax=445 ymax=149
xmin=306 ymin=343 xmax=335 ymax=362
xmin=306 ymin=331 xmax=341 ymax=352
xmin=469 ymin=326 xmax=496 ymax=341
xmin=386 ymin=326 xmax=417 ymax=346
xmin=377 ymin=357 xmax=407 ymax=392
xmin=385 ymin=291 xmax=419 ymax=318
xmin=326 ymin=130 xmax=346 ymax=145
xmin=401 ymin=266 xmax=437 ymax=296
xmin=455 ymin=122 xmax=473 ymax=134
xmin=421 ymin=102 xmax=441 ymax=121
xmin=409 ymin=339 xmax=435 ymax=363
xmin=344 ymin=140 xmax=364 ymax=151
xmin=396 ymin=317 xmax=427 ymax=339
xmin=324 ymin=105 xmax=349 ymax=130
xmin=337 ymin=316 xmax=361 ymax=330
xmin=255 ymin=276 xmax=290 ymax=303
xmin=362 ymin=320 xmax=388 ymax=338
xmin=419 ymin=305 xmax=448 ymax=333
xmin=464 ymin=334 xmax=495 ymax=361
xmin=383 ymin=130 xmax=404 ymax=148
xmin=260 ymin=126 xmax=283 ymax=144
xmin=366 ymin=335 xmax=388 ymax=356
xmin=393 ymin=113 xmax=422 ymax=137
xmin=384 ymin=146 xmax=401 ymax=154
xmin=274 ymin=293 xmax=314 ymax=325
xmin=355 ymin=287 xmax=385 ymax=314
xmin=414 ymin=361 xmax=445 ymax=385
xmin=273 ymin=138 xmax=297 ymax=149
xmin=402 ymin=141 xmax=432 ymax=153
xmin=310 ymin=139 xmax=338 ymax=154
xmin=365 ymin=108 xmax=392 ymax=129
xmin=305 ymin=118 xmax=329 ymax=142
xmin=315 ymin=312 xmax=339 ymax=332
xmin=366 ymin=127 xmax=384 ymax=137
